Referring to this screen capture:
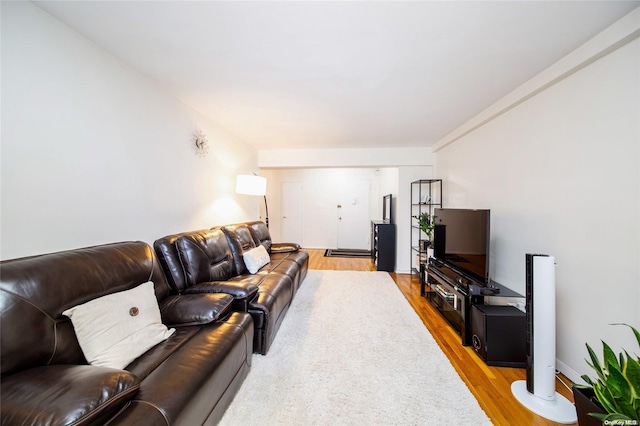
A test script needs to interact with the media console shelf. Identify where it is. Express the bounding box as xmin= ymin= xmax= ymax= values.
xmin=421 ymin=259 xmax=523 ymax=346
